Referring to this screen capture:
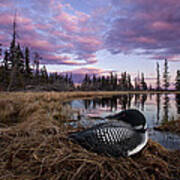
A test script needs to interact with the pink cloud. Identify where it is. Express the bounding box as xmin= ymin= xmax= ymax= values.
xmin=105 ymin=0 xmax=180 ymax=60
xmin=151 ymin=21 xmax=173 ymax=31
xmin=135 ymin=37 xmax=156 ymax=44
xmin=66 ymin=67 xmax=110 ymax=76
